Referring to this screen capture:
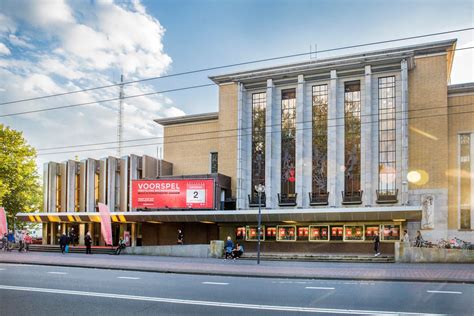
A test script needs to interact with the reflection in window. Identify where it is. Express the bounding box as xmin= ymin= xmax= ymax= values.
xmin=210 ymin=152 xmax=218 ymax=173
xmin=235 ymin=227 xmax=246 ymax=241
xmin=281 ymin=89 xmax=297 ymax=198
xmin=312 ymin=85 xmax=328 ymax=194
xmin=252 ymin=93 xmax=266 ymax=190
xmin=246 ymin=225 xmax=264 ymax=241
xmin=330 ymin=226 xmax=344 ymax=241
xmin=460 ymin=134 xmax=471 ymax=229
xmin=344 ymin=82 xmax=361 ymax=195
xmin=382 ymin=224 xmax=400 ymax=241
xmin=378 ymin=77 xmax=397 ymax=196
xmin=365 ymin=225 xmax=380 ymax=239
xmin=266 ymin=227 xmax=276 ymax=241
xmin=309 ymin=226 xmax=329 ymax=241
xmin=277 ymin=225 xmax=296 ymax=241
xmin=344 ymin=225 xmax=364 ymax=241
xmin=94 ymin=172 xmax=99 ymax=206
xmin=297 ymin=227 xmax=309 ymax=241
